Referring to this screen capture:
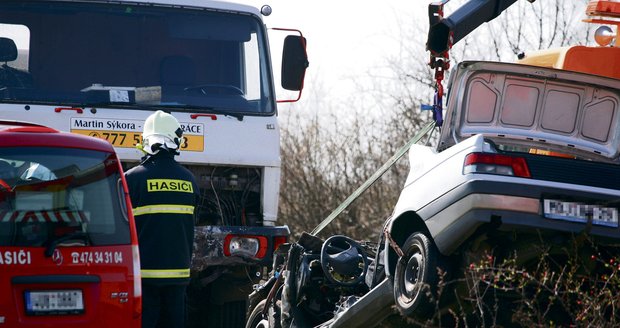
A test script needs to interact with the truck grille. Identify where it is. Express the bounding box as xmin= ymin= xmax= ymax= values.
xmin=185 ymin=165 xmax=262 ymax=227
